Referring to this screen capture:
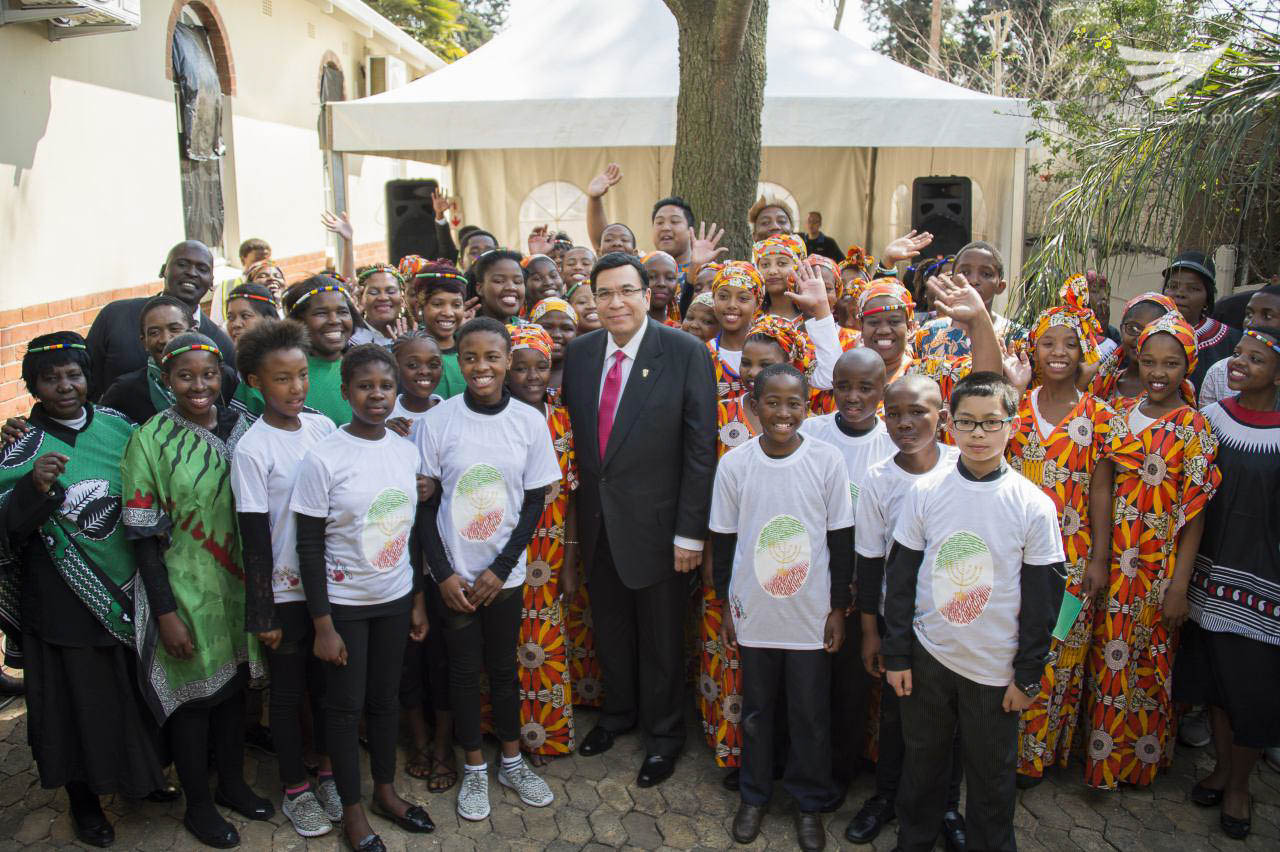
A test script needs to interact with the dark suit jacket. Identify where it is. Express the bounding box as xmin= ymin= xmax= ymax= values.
xmin=562 ymin=319 xmax=717 ymax=590
xmin=85 ymin=296 xmax=235 ymax=401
